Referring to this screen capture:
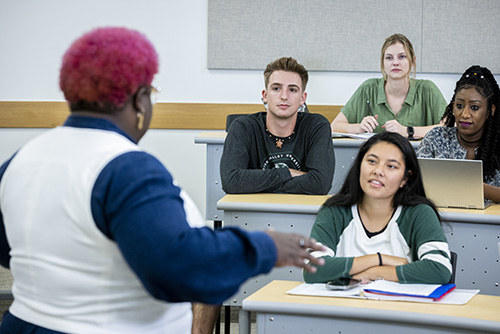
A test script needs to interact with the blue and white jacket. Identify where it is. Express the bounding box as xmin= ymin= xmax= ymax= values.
xmin=0 ymin=115 xmax=276 ymax=334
